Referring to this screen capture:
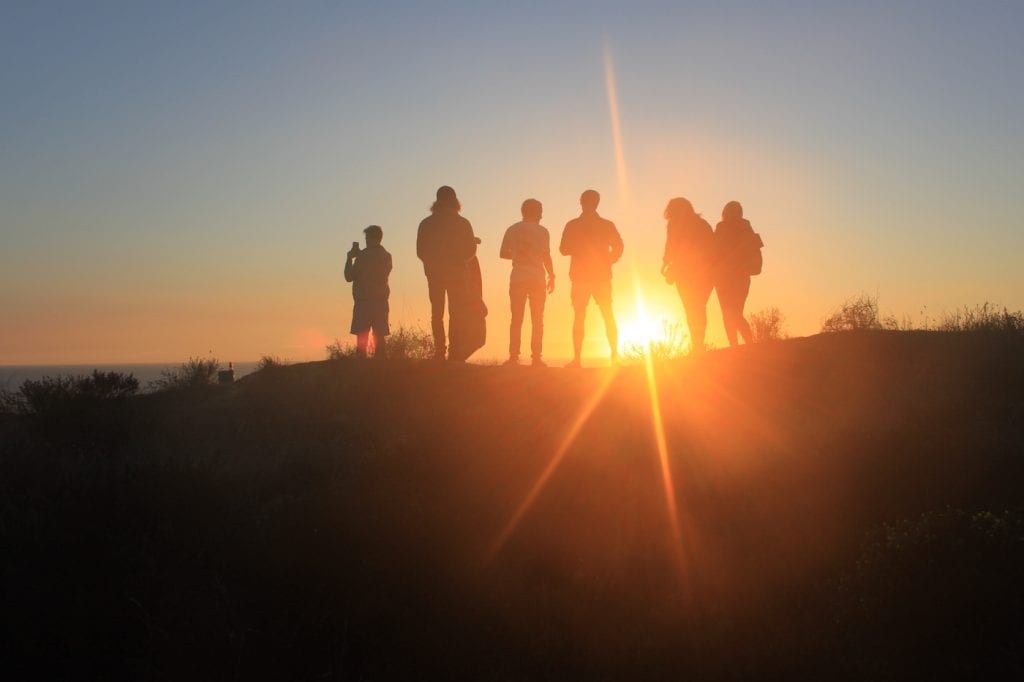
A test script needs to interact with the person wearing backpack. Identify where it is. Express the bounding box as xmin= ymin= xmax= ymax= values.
xmin=661 ymin=197 xmax=716 ymax=353
xmin=714 ymin=201 xmax=762 ymax=346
